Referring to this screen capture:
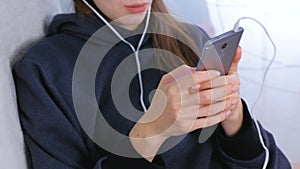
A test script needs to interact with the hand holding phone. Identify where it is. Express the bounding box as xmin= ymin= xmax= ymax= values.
xmin=196 ymin=27 xmax=244 ymax=143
